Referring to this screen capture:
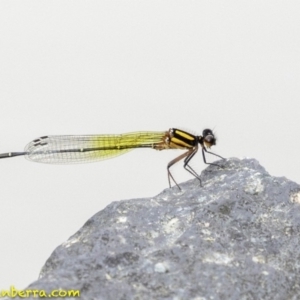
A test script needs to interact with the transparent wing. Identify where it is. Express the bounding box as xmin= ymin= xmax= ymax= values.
xmin=24 ymin=131 xmax=165 ymax=164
